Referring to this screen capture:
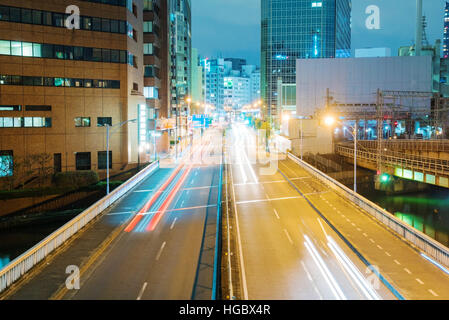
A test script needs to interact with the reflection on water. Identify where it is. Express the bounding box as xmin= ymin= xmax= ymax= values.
xmin=0 ymin=256 xmax=10 ymax=269
xmin=359 ymin=187 xmax=449 ymax=248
